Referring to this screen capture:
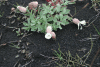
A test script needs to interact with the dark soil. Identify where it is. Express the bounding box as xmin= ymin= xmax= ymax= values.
xmin=0 ymin=0 xmax=100 ymax=67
